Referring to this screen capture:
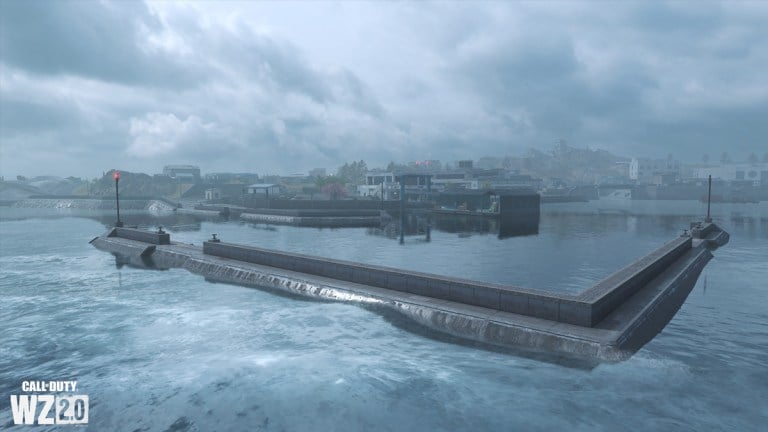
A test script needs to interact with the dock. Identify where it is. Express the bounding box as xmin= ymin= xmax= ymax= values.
xmin=90 ymin=222 xmax=728 ymax=361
